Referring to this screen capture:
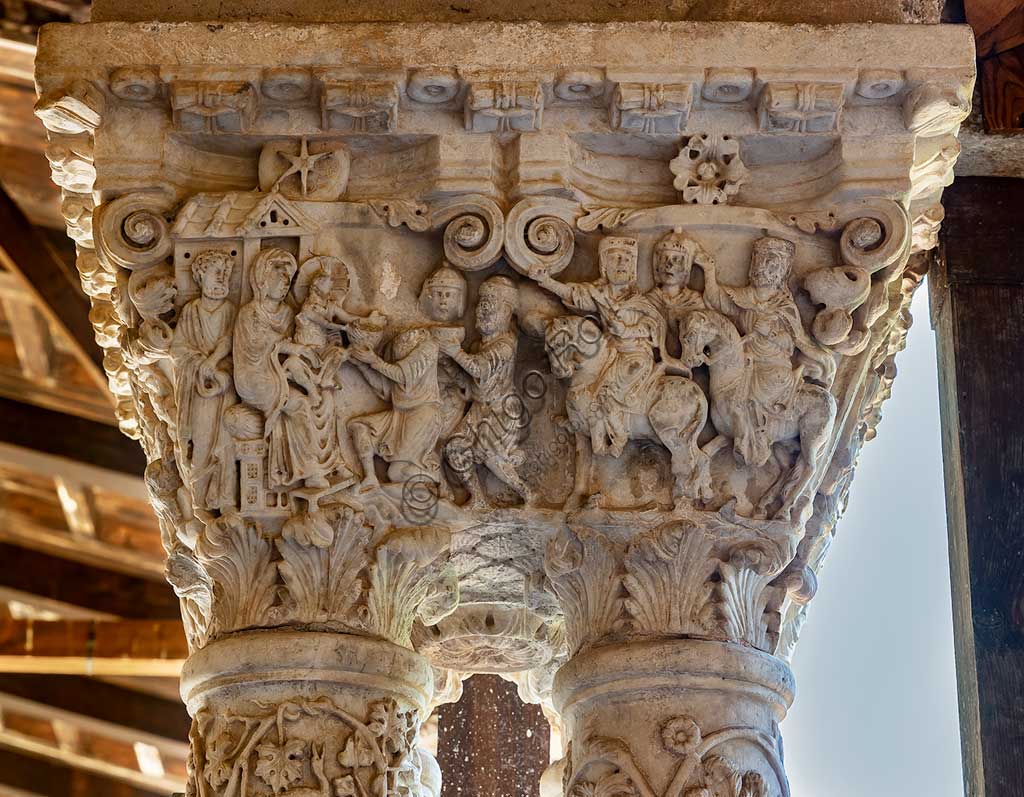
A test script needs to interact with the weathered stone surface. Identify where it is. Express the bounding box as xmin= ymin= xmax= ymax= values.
xmin=33 ymin=18 xmax=973 ymax=797
xmin=90 ymin=0 xmax=945 ymax=25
